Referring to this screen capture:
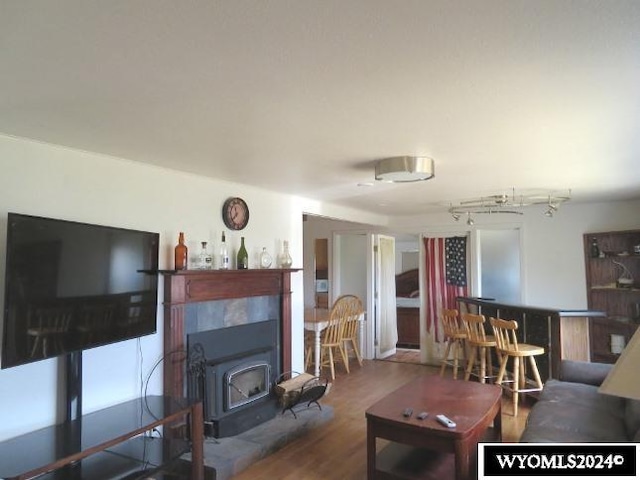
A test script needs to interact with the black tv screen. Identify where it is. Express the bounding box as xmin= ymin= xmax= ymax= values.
xmin=1 ymin=213 xmax=160 ymax=369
